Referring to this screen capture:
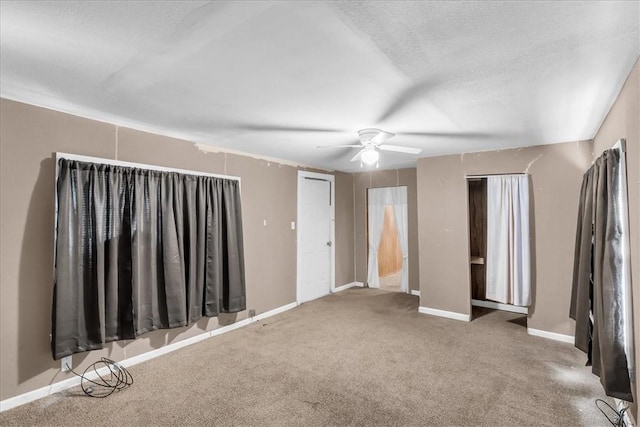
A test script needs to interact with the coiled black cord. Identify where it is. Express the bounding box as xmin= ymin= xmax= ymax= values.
xmin=67 ymin=357 xmax=133 ymax=398
xmin=596 ymin=399 xmax=627 ymax=427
